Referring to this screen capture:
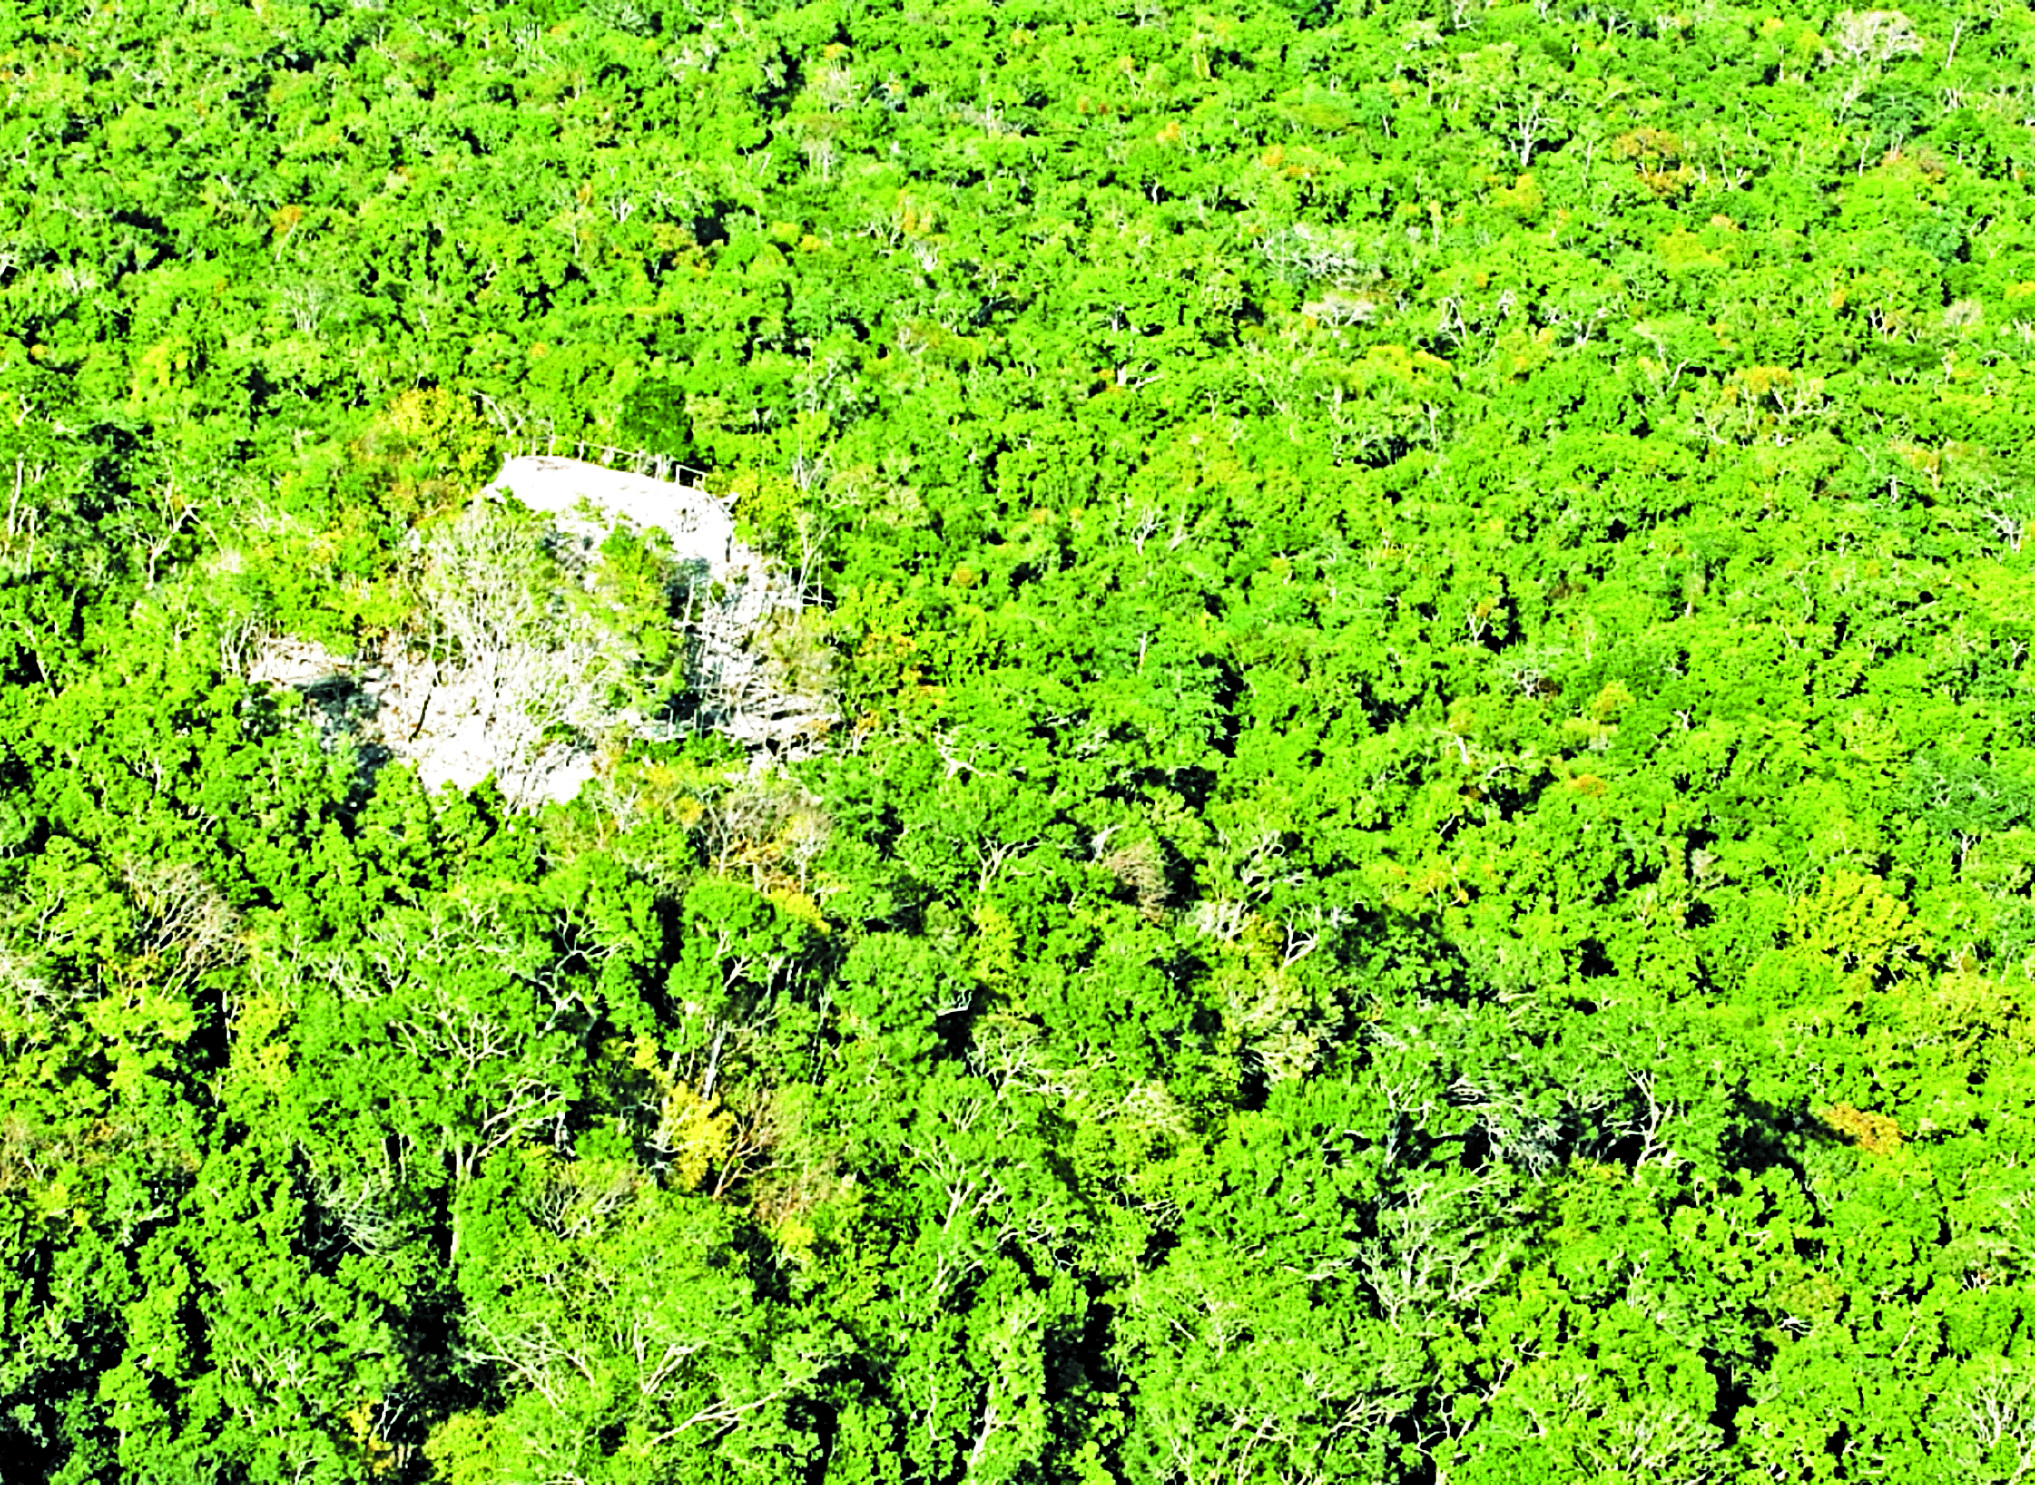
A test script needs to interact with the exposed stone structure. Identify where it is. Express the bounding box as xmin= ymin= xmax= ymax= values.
xmin=480 ymin=457 xmax=736 ymax=568
xmin=240 ymin=455 xmax=834 ymax=808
